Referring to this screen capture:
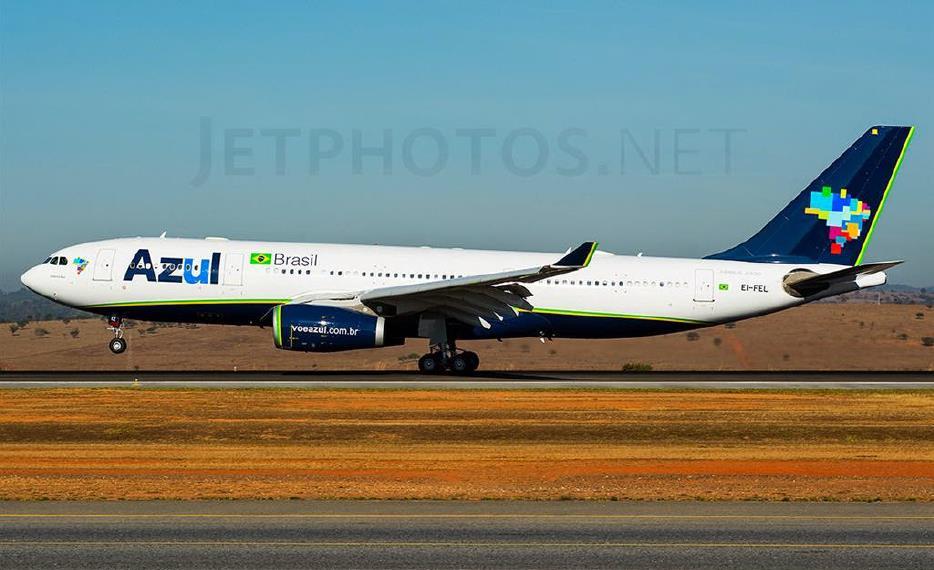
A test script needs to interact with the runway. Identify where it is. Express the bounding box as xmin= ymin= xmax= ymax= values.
xmin=1 ymin=501 xmax=932 ymax=569
xmin=0 ymin=371 xmax=931 ymax=389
